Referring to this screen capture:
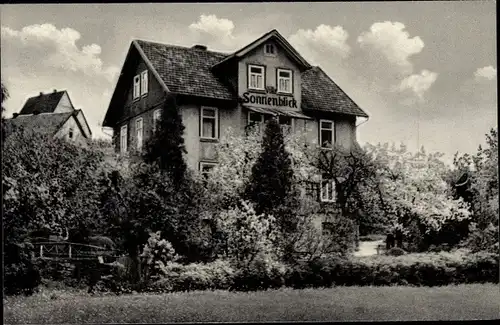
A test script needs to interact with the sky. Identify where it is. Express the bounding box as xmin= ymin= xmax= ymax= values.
xmin=1 ymin=2 xmax=497 ymax=165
